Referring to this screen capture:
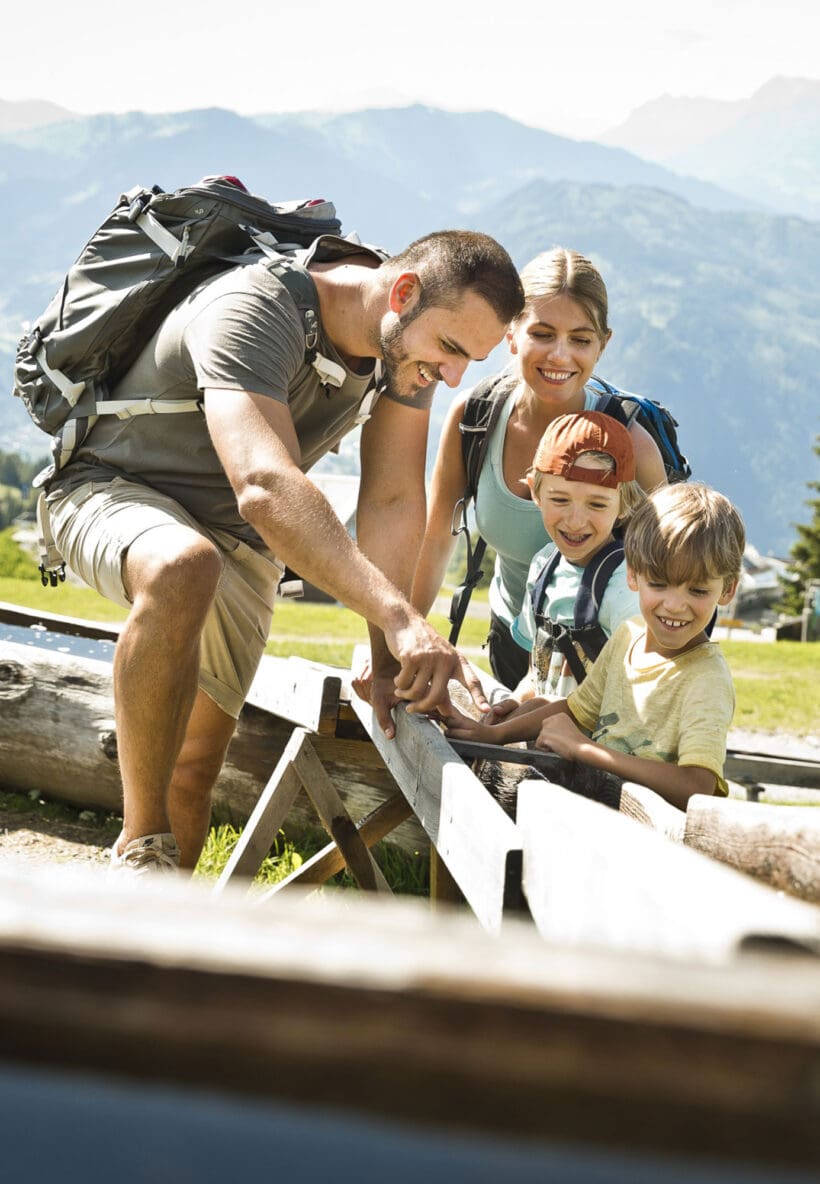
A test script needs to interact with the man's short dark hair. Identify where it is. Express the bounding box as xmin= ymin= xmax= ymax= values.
xmin=389 ymin=230 xmax=524 ymax=325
